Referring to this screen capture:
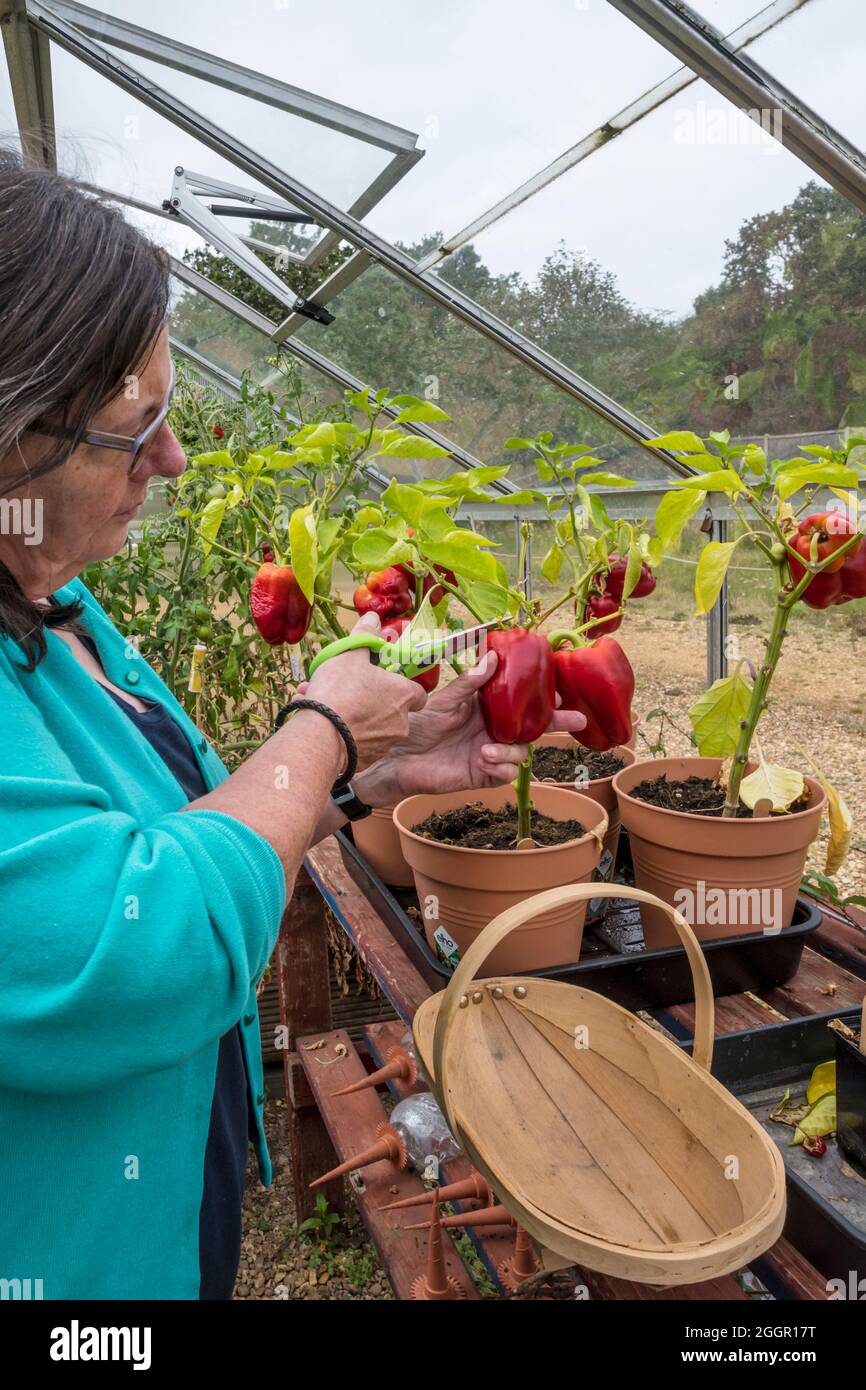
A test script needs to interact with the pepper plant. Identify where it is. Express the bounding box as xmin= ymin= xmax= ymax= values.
xmin=505 ymin=430 xmax=657 ymax=638
xmin=644 ymin=429 xmax=864 ymax=841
